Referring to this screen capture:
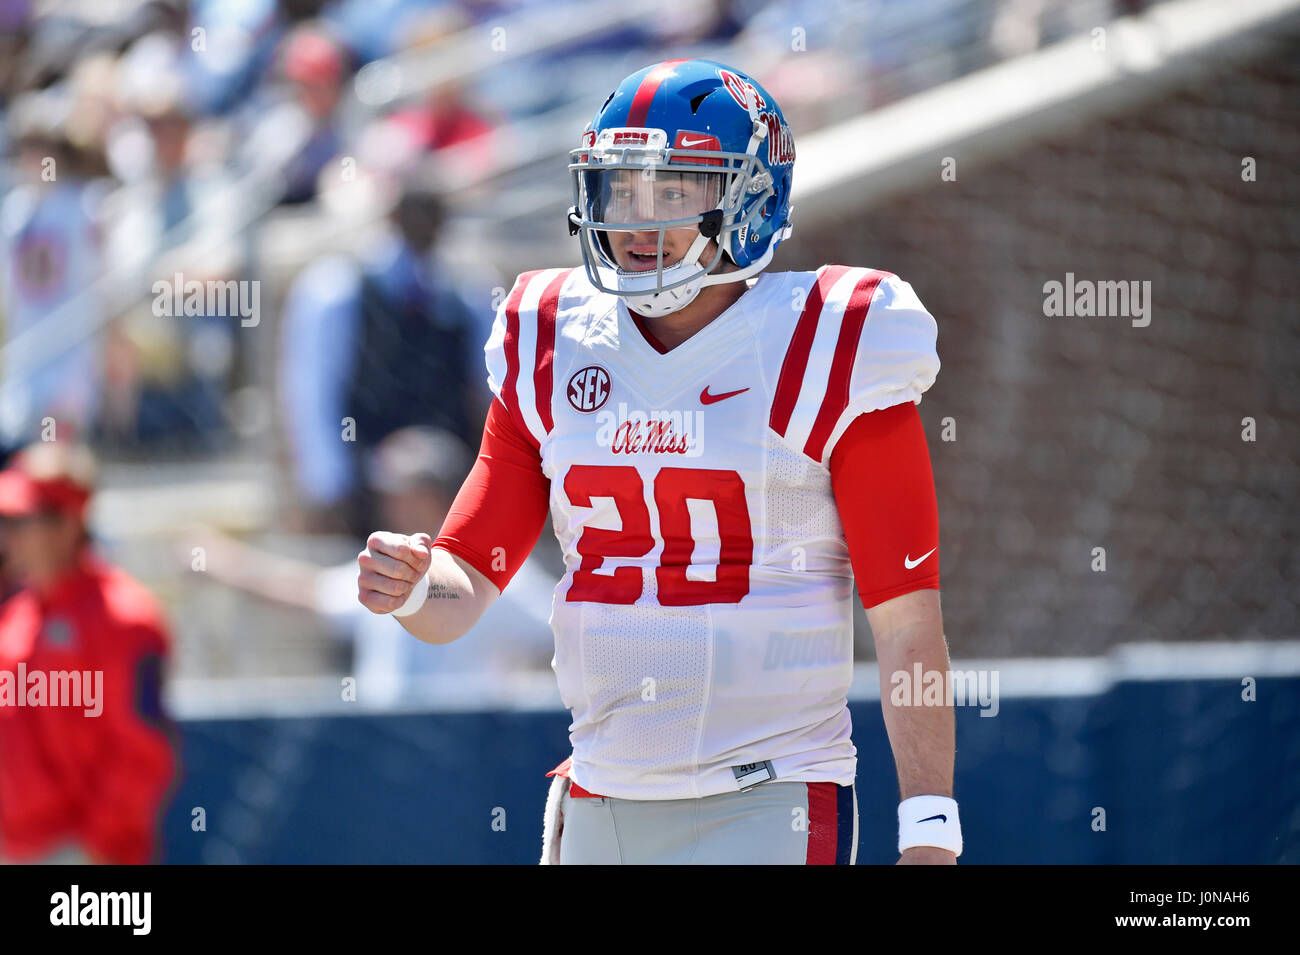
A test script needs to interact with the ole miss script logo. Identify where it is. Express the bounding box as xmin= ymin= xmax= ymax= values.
xmin=568 ymin=366 xmax=611 ymax=412
xmin=718 ymin=68 xmax=794 ymax=167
